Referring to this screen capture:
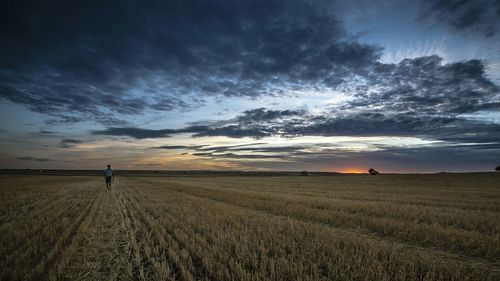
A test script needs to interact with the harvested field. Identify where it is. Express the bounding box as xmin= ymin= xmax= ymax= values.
xmin=1 ymin=173 xmax=499 ymax=280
